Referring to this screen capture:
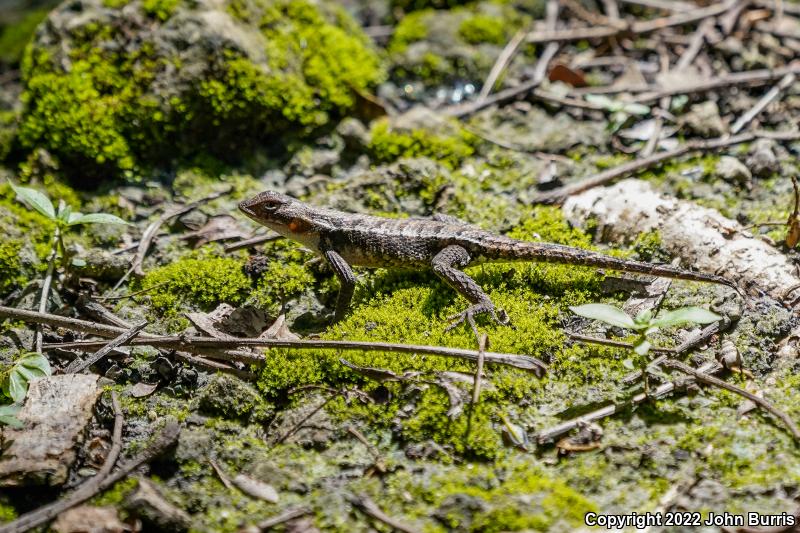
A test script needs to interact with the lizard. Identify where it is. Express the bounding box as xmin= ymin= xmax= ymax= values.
xmin=239 ymin=191 xmax=739 ymax=336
